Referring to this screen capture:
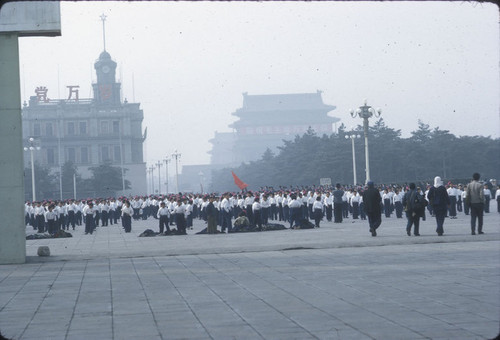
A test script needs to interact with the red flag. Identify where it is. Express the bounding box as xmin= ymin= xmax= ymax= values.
xmin=231 ymin=171 xmax=248 ymax=190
